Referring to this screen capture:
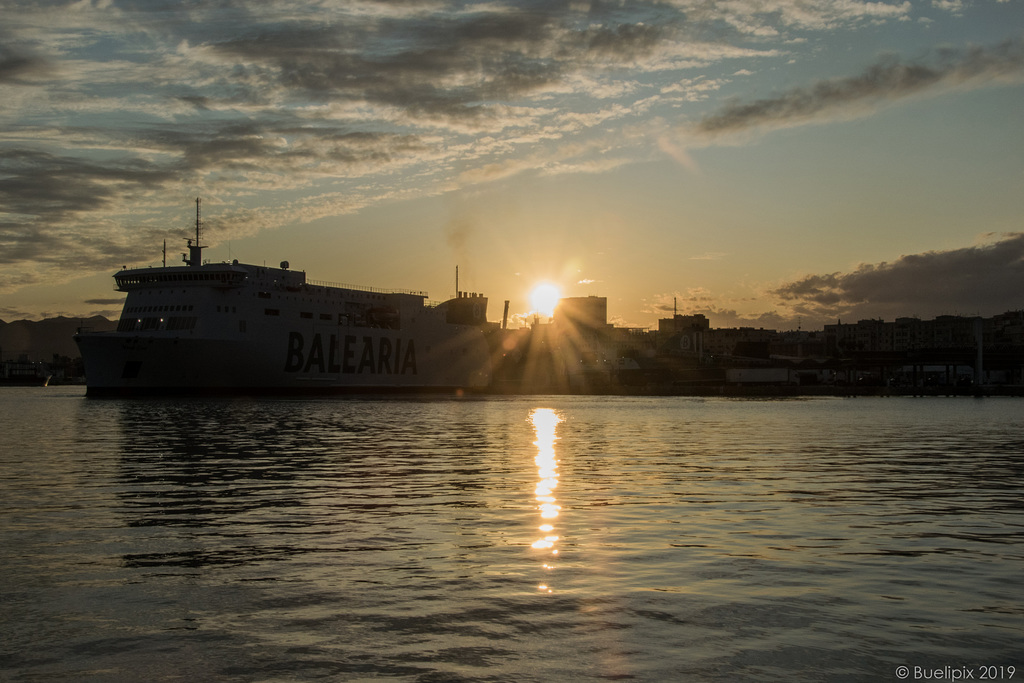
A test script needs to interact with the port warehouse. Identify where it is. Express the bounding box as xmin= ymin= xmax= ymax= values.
xmin=490 ymin=299 xmax=1024 ymax=392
